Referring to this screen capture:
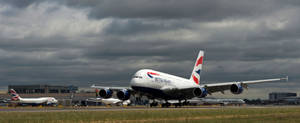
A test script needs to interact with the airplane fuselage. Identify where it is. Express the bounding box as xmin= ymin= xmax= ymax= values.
xmin=130 ymin=69 xmax=199 ymax=100
xmin=14 ymin=97 xmax=57 ymax=105
xmin=101 ymin=98 xmax=122 ymax=105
